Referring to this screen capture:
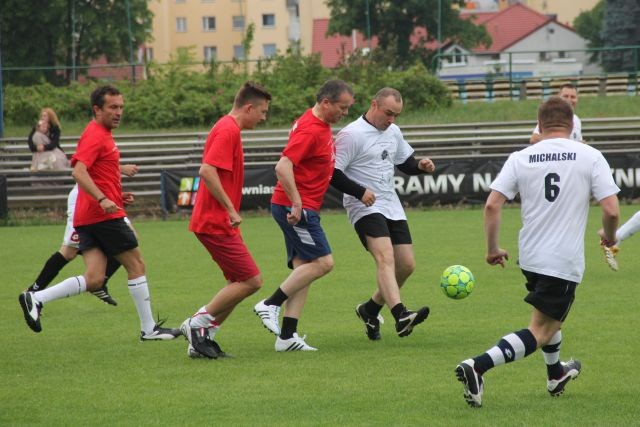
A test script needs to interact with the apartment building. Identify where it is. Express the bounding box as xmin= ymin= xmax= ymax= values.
xmin=146 ymin=0 xmax=330 ymax=64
